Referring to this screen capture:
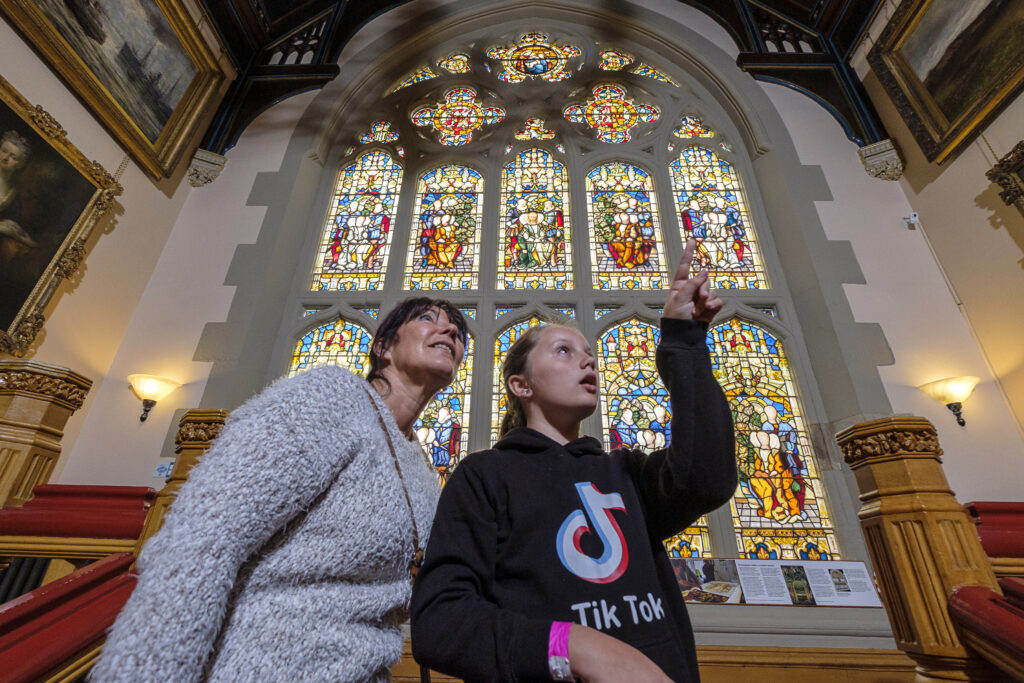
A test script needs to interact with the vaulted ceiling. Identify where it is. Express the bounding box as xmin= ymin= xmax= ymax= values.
xmin=197 ymin=0 xmax=887 ymax=153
